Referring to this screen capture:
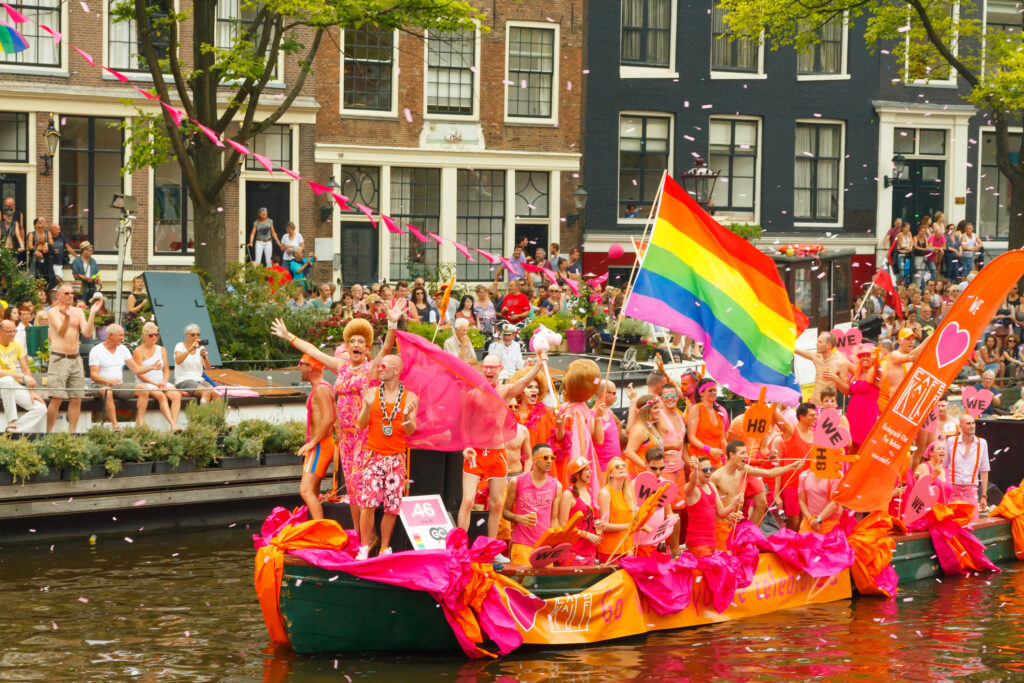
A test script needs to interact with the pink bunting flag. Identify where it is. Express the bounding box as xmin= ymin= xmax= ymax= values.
xmin=307 ymin=181 xmax=332 ymax=195
xmin=131 ymin=84 xmax=159 ymax=100
xmin=252 ymin=153 xmax=273 ymax=174
xmin=355 ymin=203 xmax=378 ymax=229
xmin=381 ymin=215 xmax=405 ymax=234
xmin=563 ymin=277 xmax=581 ymax=297
xmin=161 ymin=102 xmax=184 ymax=127
xmin=542 ymin=268 xmax=558 ymax=285
xmin=522 ymin=263 xmax=544 ymax=273
xmin=39 ymin=24 xmax=61 ymax=43
xmin=452 ymin=241 xmax=475 ymax=261
xmin=224 ymin=138 xmax=251 ymax=157
xmin=191 ymin=120 xmax=225 ymax=147
xmin=278 ymin=166 xmax=301 ymax=180
xmin=2 ymin=3 xmax=27 ymax=23
xmin=103 ymin=66 xmax=128 ymax=82
xmin=427 ymin=232 xmax=445 ymax=245
xmin=474 ymin=247 xmax=500 ymax=264
xmin=499 ymin=256 xmax=516 ymax=274
xmin=73 ymin=46 xmax=94 ymax=66
xmin=330 ymin=192 xmax=350 ymax=211
xmin=405 ymin=223 xmax=429 ymax=242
